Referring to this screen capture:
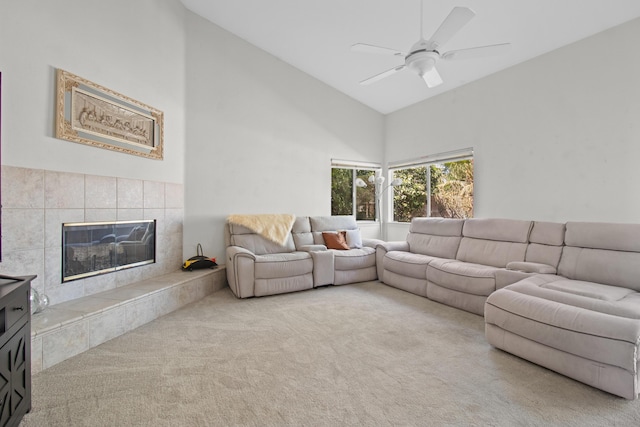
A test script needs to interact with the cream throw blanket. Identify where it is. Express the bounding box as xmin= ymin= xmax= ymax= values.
xmin=227 ymin=214 xmax=296 ymax=246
